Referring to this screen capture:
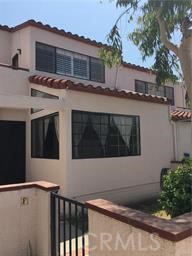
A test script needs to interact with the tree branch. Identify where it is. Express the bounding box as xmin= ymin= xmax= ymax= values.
xmin=155 ymin=8 xmax=179 ymax=57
